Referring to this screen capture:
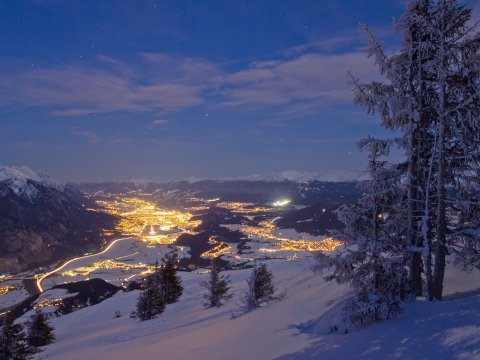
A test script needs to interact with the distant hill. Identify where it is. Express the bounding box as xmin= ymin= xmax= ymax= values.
xmin=77 ymin=178 xmax=359 ymax=207
xmin=77 ymin=178 xmax=360 ymax=236
xmin=0 ymin=166 xmax=117 ymax=273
